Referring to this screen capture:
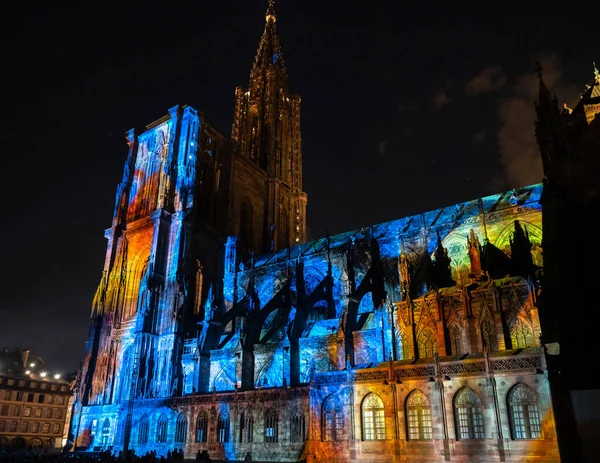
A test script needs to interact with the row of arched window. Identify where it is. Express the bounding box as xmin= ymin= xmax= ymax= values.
xmin=413 ymin=318 xmax=536 ymax=359
xmin=136 ymin=407 xmax=306 ymax=445
xmin=323 ymin=383 xmax=542 ymax=442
